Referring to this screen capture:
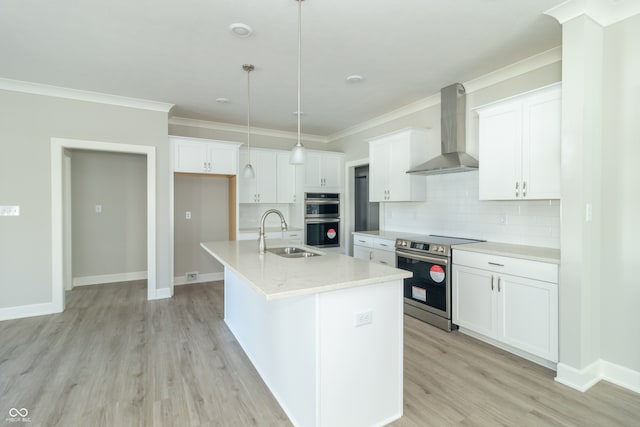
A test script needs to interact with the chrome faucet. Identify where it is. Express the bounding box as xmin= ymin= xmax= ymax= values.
xmin=259 ymin=209 xmax=288 ymax=254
